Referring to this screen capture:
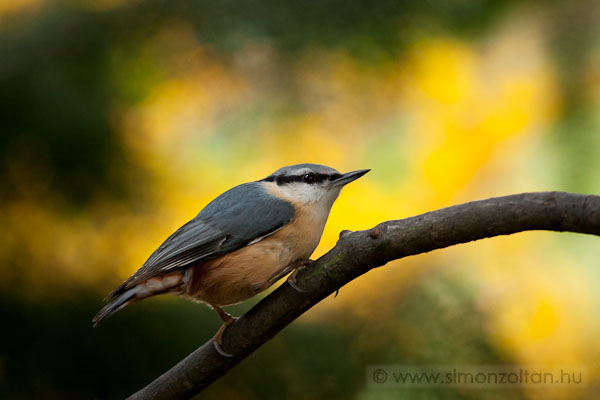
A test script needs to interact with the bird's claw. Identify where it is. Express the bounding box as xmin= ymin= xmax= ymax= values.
xmin=212 ymin=314 xmax=237 ymax=358
xmin=287 ymin=274 xmax=306 ymax=293
xmin=287 ymin=259 xmax=314 ymax=293
xmin=213 ymin=337 xmax=234 ymax=358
